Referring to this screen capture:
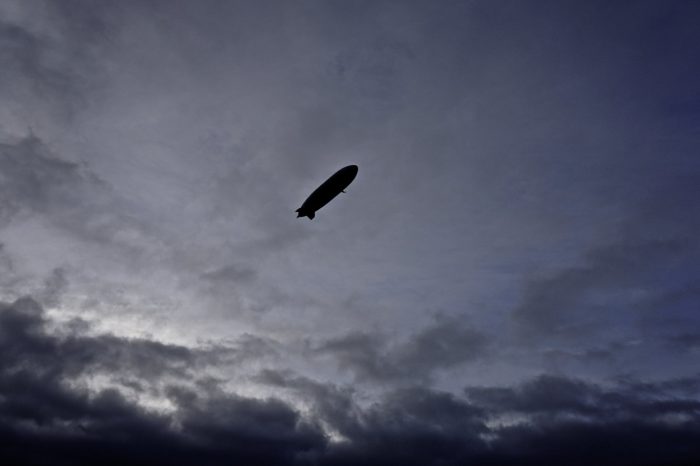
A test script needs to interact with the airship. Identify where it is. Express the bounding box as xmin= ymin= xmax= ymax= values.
xmin=296 ymin=165 xmax=358 ymax=220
